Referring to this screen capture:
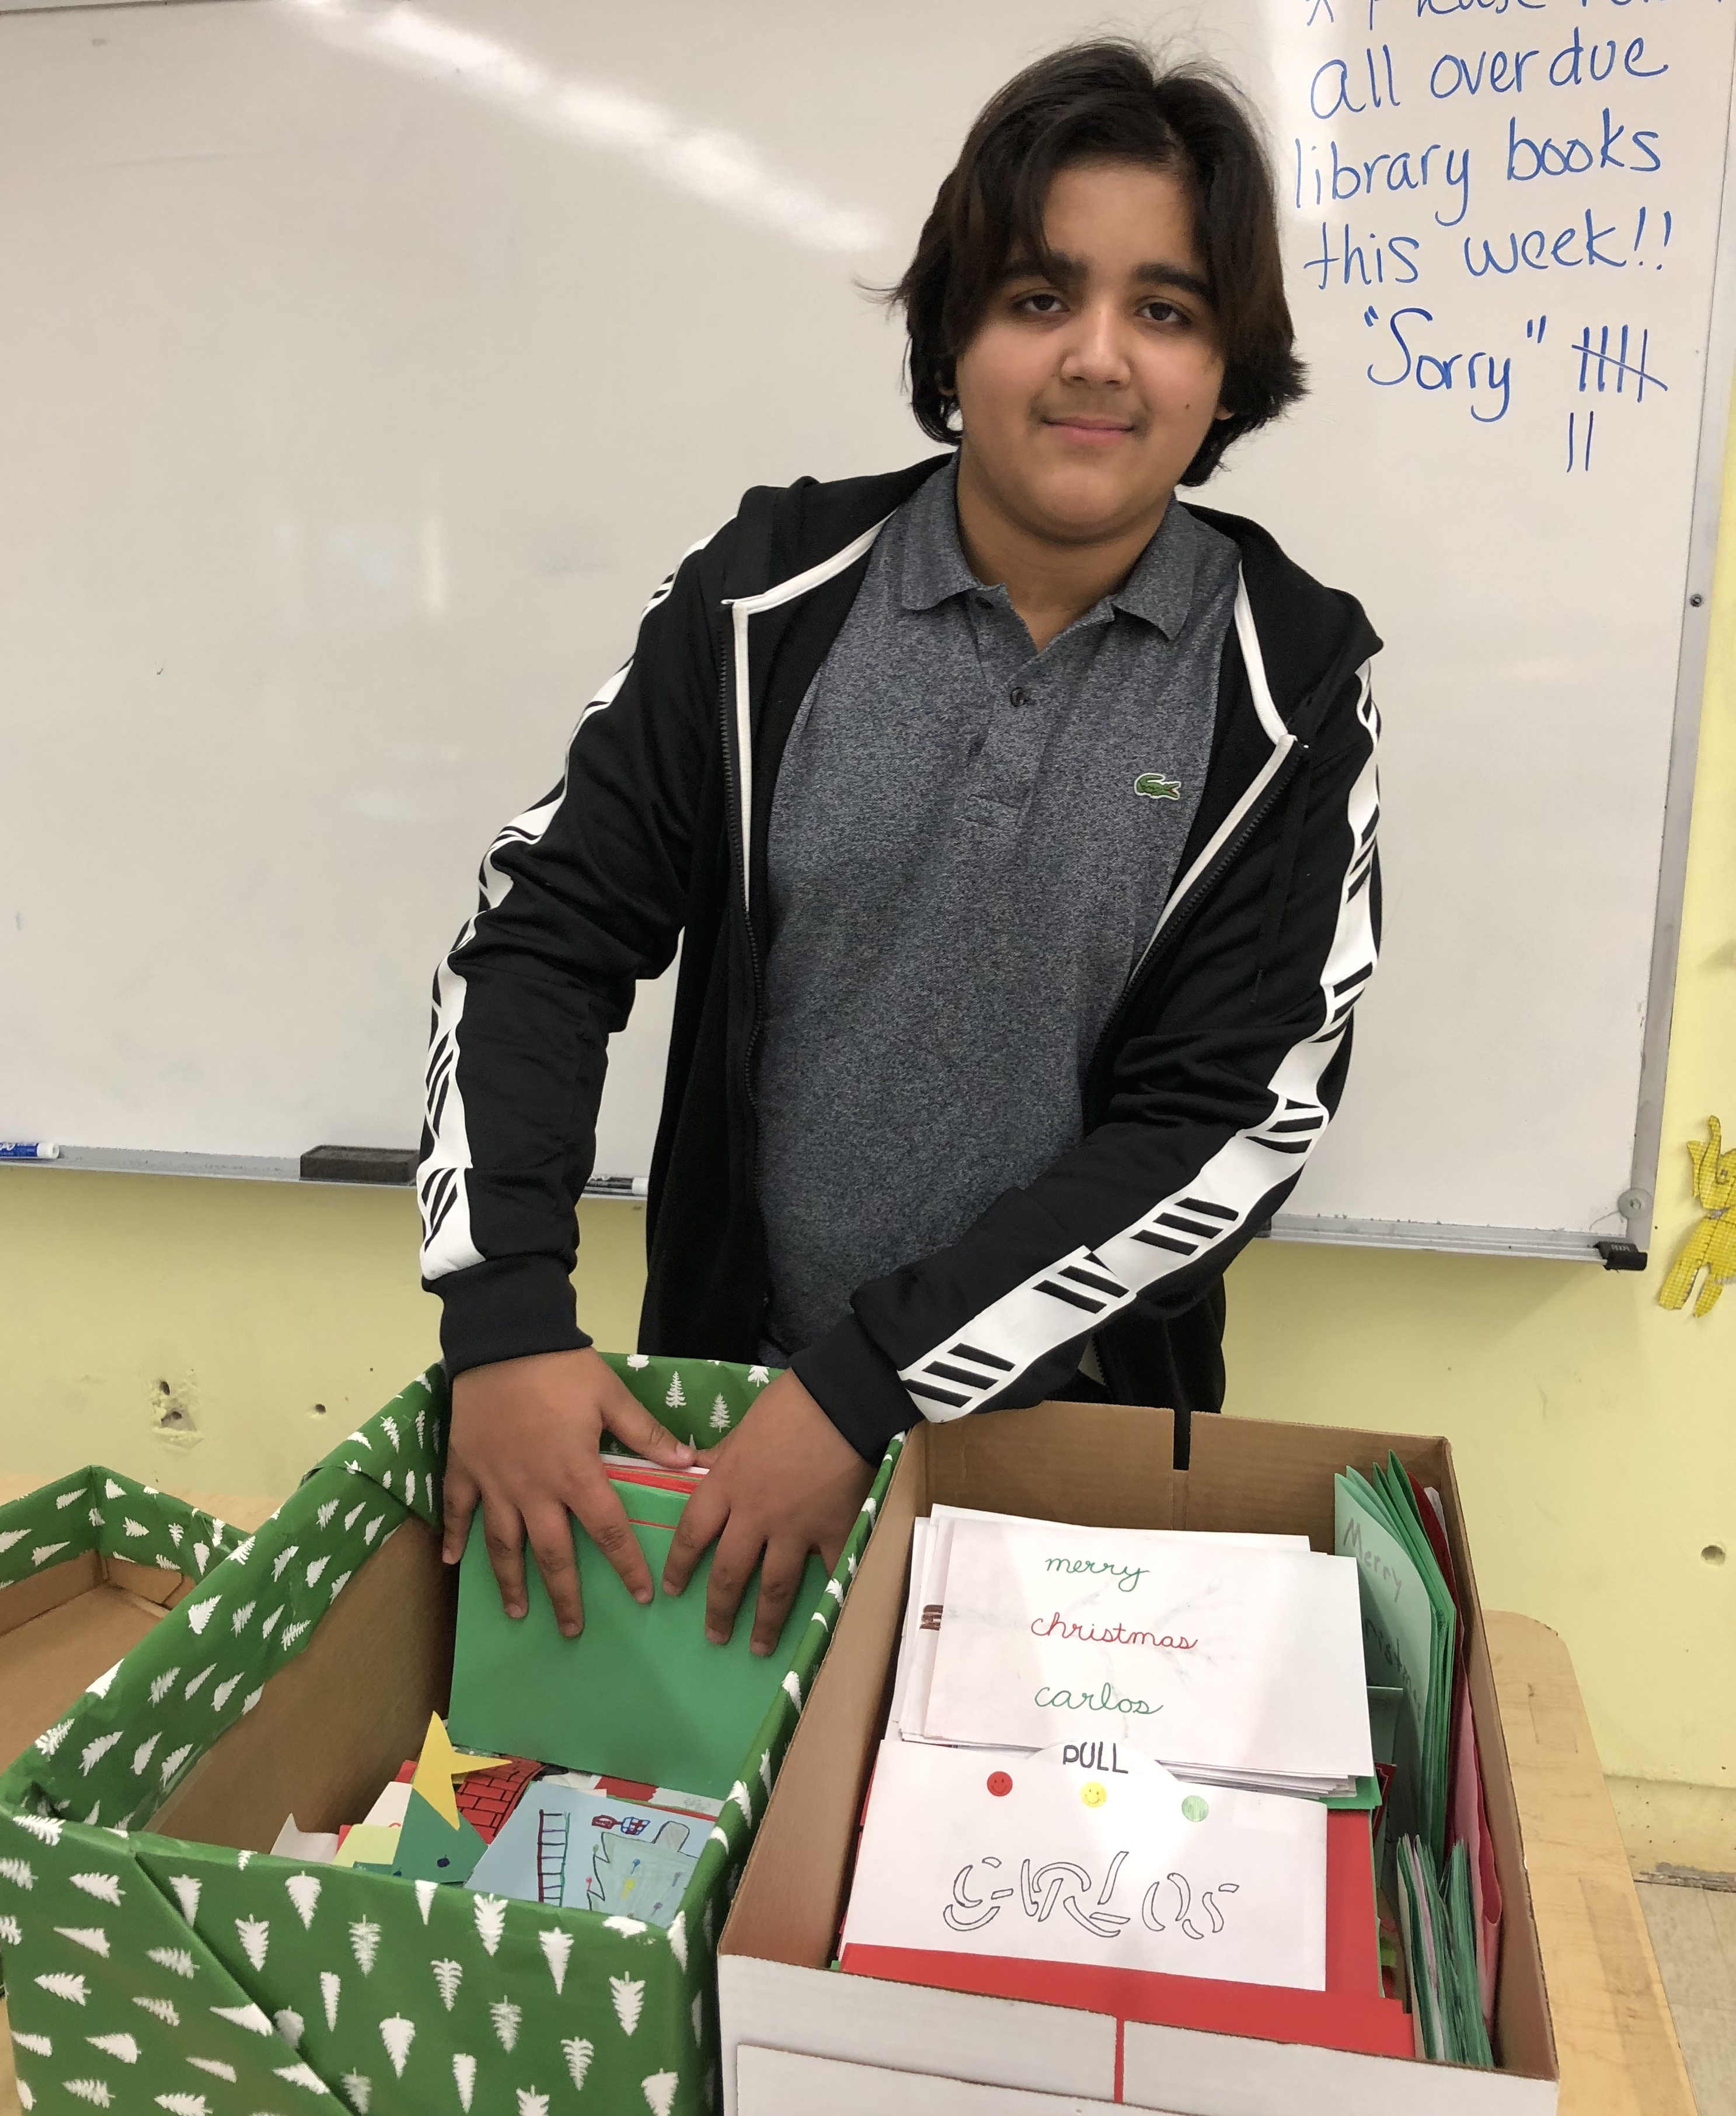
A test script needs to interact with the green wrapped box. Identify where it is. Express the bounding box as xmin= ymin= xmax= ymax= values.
xmin=0 ymin=1358 xmax=898 ymax=2114
xmin=0 ymin=1467 xmax=244 ymax=1783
